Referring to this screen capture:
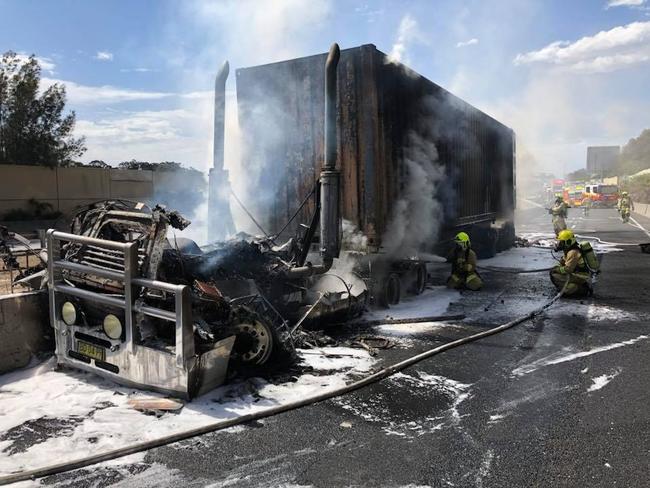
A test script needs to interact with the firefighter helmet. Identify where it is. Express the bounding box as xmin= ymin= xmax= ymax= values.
xmin=454 ymin=232 xmax=470 ymax=249
xmin=557 ymin=229 xmax=576 ymax=248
